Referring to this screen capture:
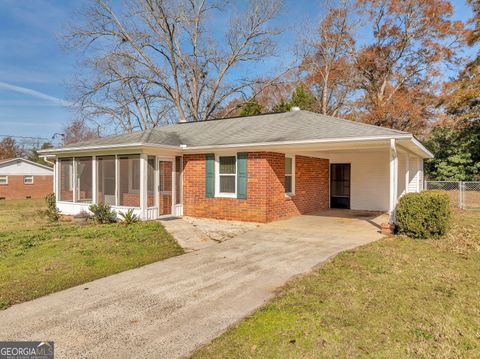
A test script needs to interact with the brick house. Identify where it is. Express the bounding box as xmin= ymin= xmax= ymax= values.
xmin=39 ymin=109 xmax=432 ymax=223
xmin=0 ymin=158 xmax=53 ymax=200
